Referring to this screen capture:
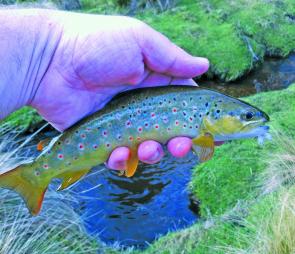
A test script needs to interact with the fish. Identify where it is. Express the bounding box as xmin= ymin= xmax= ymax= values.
xmin=0 ymin=85 xmax=270 ymax=215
